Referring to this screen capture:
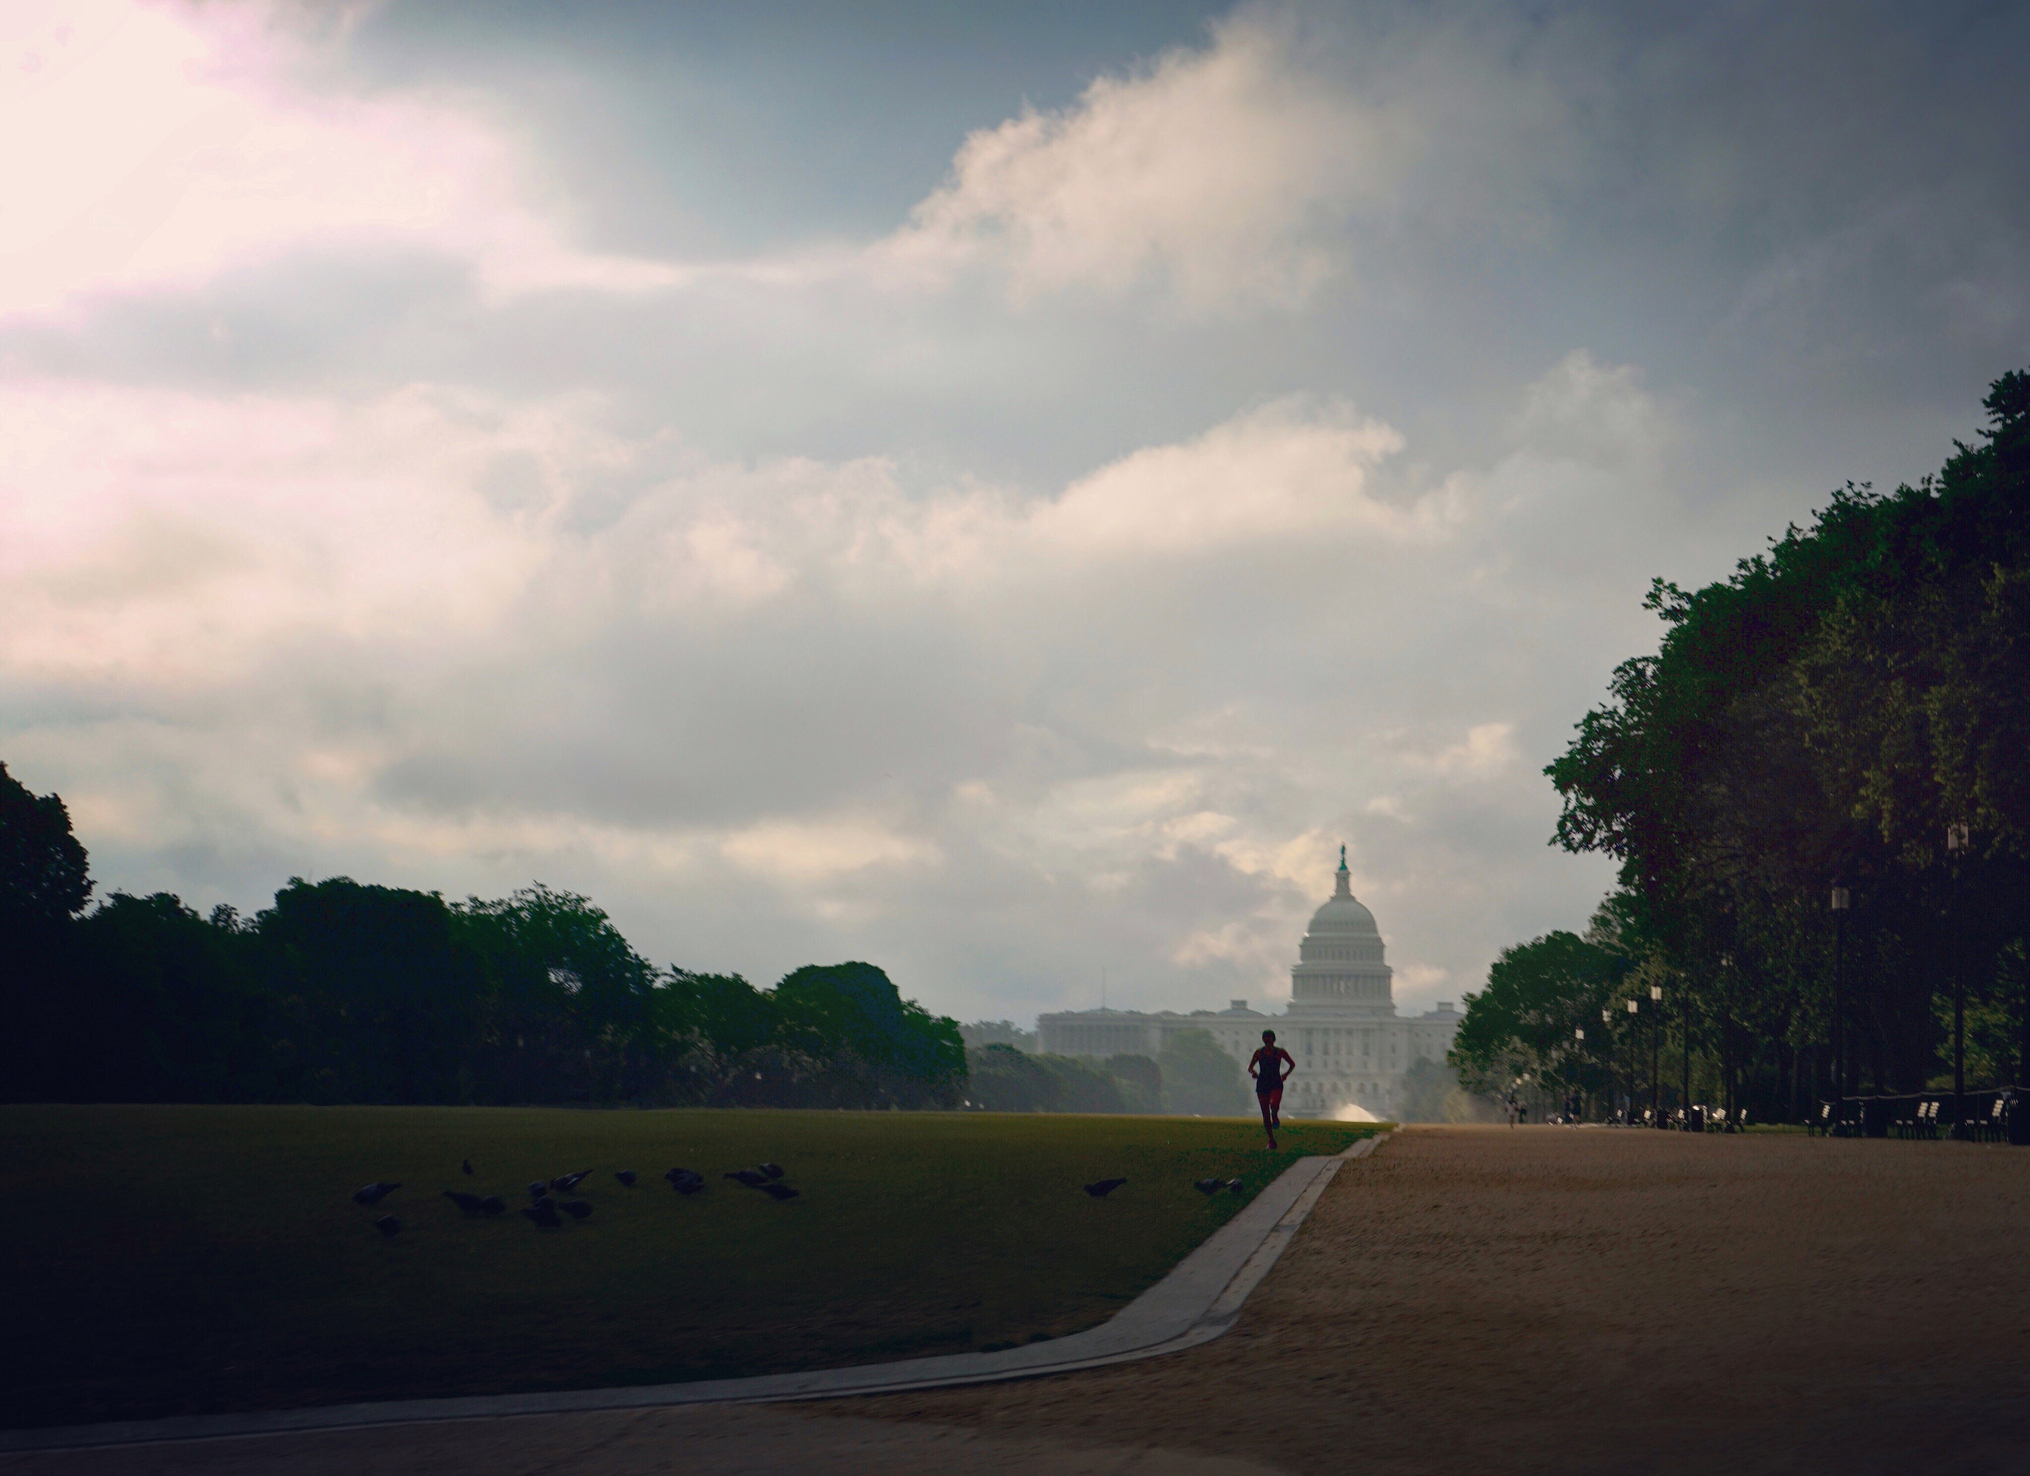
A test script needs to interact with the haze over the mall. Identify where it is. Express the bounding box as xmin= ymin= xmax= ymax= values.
xmin=4 ymin=1 xmax=2026 ymax=1025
